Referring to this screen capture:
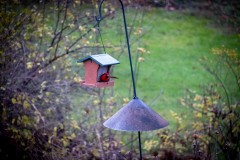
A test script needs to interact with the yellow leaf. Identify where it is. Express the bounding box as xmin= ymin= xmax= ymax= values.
xmin=138 ymin=57 xmax=145 ymax=62
xmin=45 ymin=92 xmax=51 ymax=96
xmin=54 ymin=127 xmax=57 ymax=136
xmin=75 ymin=0 xmax=80 ymax=4
xmin=44 ymin=98 xmax=49 ymax=103
xmin=73 ymin=77 xmax=82 ymax=83
xmin=41 ymin=81 xmax=47 ymax=88
xmin=123 ymin=98 xmax=129 ymax=103
xmin=23 ymin=100 xmax=30 ymax=109
xmin=85 ymin=12 xmax=90 ymax=17
xmin=62 ymin=138 xmax=69 ymax=147
xmin=71 ymin=120 xmax=80 ymax=130
xmin=196 ymin=112 xmax=202 ymax=118
xmin=35 ymin=116 xmax=40 ymax=124
xmin=12 ymin=118 xmax=15 ymax=124
xmin=78 ymin=25 xmax=85 ymax=31
xmin=144 ymin=140 xmax=158 ymax=151
xmin=137 ymin=47 xmax=146 ymax=53
xmin=22 ymin=115 xmax=30 ymax=127
xmin=11 ymin=98 xmax=17 ymax=104
xmin=179 ymin=98 xmax=186 ymax=106
xmin=70 ymin=133 xmax=76 ymax=139
xmin=27 ymin=62 xmax=33 ymax=69
xmin=93 ymin=100 xmax=99 ymax=105
xmin=38 ymin=69 xmax=43 ymax=74
xmin=59 ymin=123 xmax=64 ymax=129
xmin=194 ymin=94 xmax=202 ymax=101
xmin=69 ymin=23 xmax=75 ymax=28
